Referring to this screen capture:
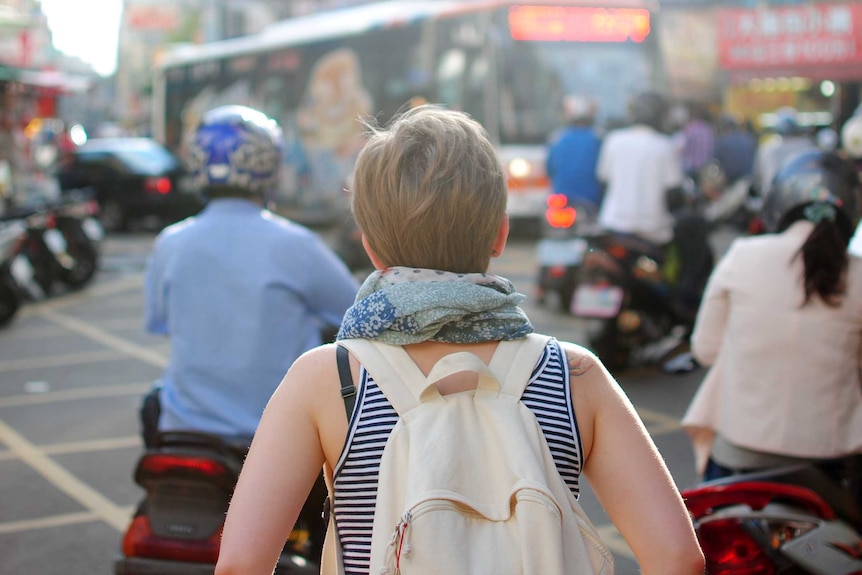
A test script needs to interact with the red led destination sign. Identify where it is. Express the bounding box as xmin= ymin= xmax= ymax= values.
xmin=509 ymin=6 xmax=651 ymax=43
